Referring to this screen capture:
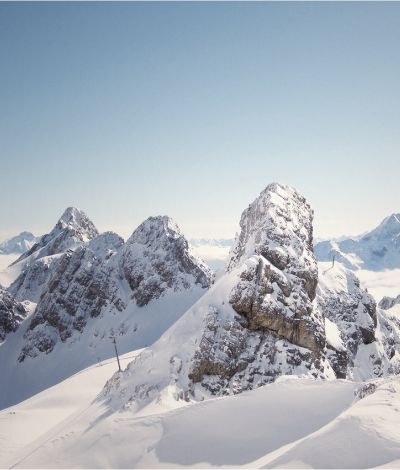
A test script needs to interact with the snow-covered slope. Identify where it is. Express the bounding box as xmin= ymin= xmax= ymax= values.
xmin=0 ymin=215 xmax=212 ymax=410
xmin=314 ymin=213 xmax=400 ymax=271
xmin=0 ymin=232 xmax=38 ymax=255
xmin=3 ymin=360 xmax=400 ymax=469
